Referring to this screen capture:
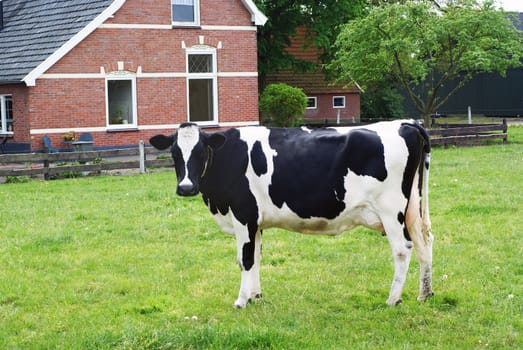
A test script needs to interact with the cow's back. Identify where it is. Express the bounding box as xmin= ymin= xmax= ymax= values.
xmin=200 ymin=121 xmax=426 ymax=235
